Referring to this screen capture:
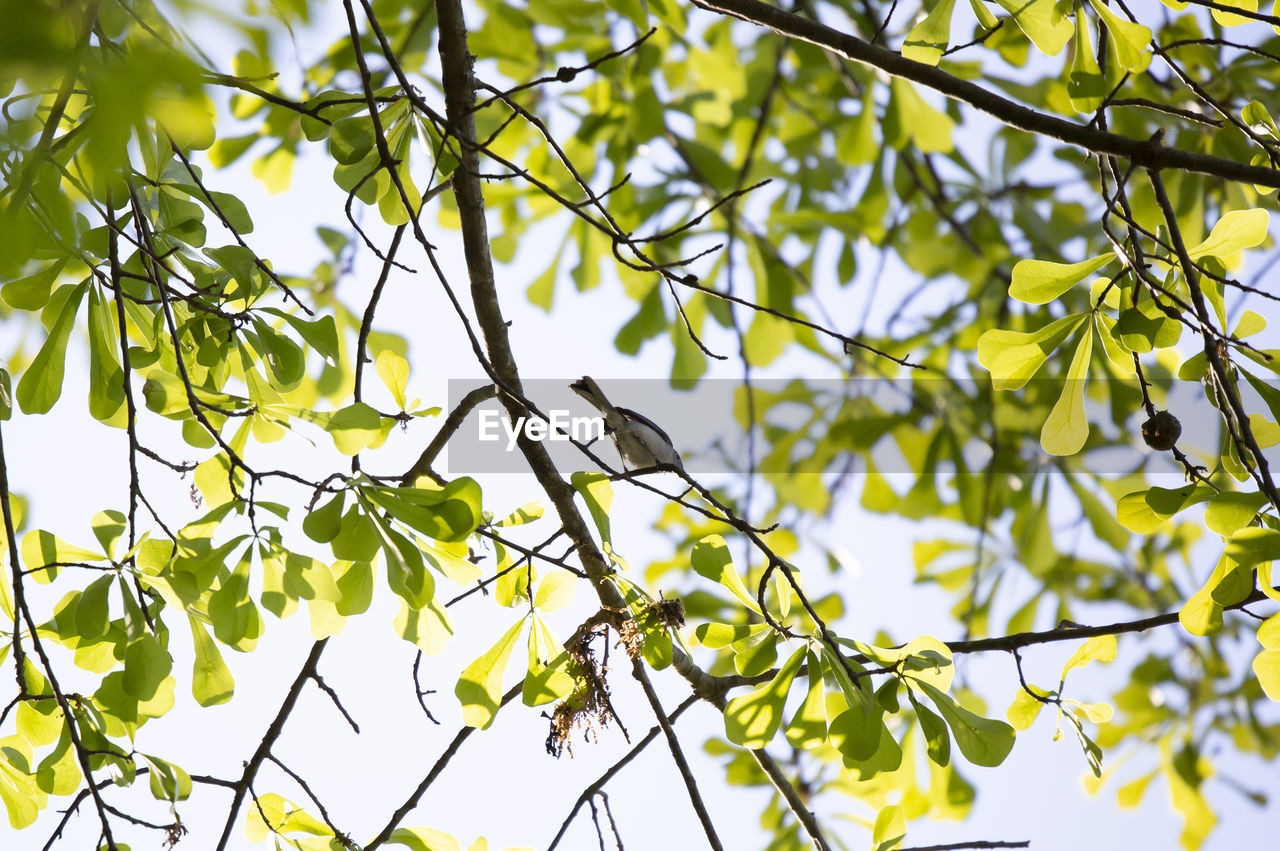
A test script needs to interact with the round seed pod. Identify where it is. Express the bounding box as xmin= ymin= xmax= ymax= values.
xmin=1142 ymin=410 xmax=1182 ymax=451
